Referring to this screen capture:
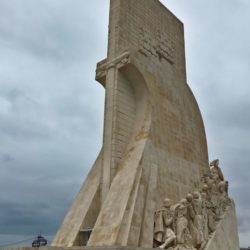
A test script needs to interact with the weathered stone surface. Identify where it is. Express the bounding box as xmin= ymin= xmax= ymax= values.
xmin=205 ymin=203 xmax=240 ymax=250
xmin=52 ymin=150 xmax=103 ymax=246
xmin=153 ymin=161 xmax=240 ymax=250
xmin=51 ymin=0 xmax=239 ymax=249
xmin=0 ymin=247 xmax=136 ymax=250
